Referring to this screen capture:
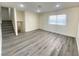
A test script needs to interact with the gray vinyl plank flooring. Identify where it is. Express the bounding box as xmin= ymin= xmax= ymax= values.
xmin=2 ymin=29 xmax=78 ymax=56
